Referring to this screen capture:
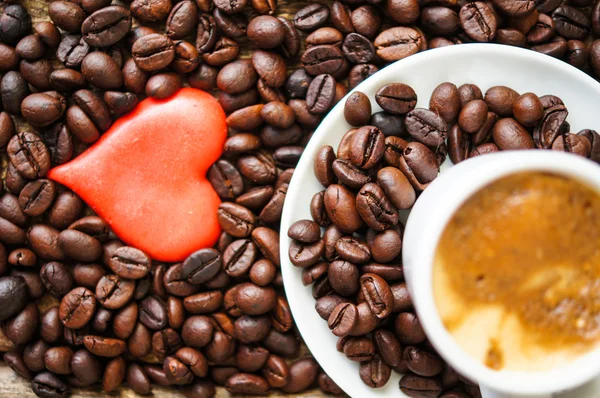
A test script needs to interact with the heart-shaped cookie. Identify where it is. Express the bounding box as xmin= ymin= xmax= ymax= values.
xmin=49 ymin=88 xmax=227 ymax=262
